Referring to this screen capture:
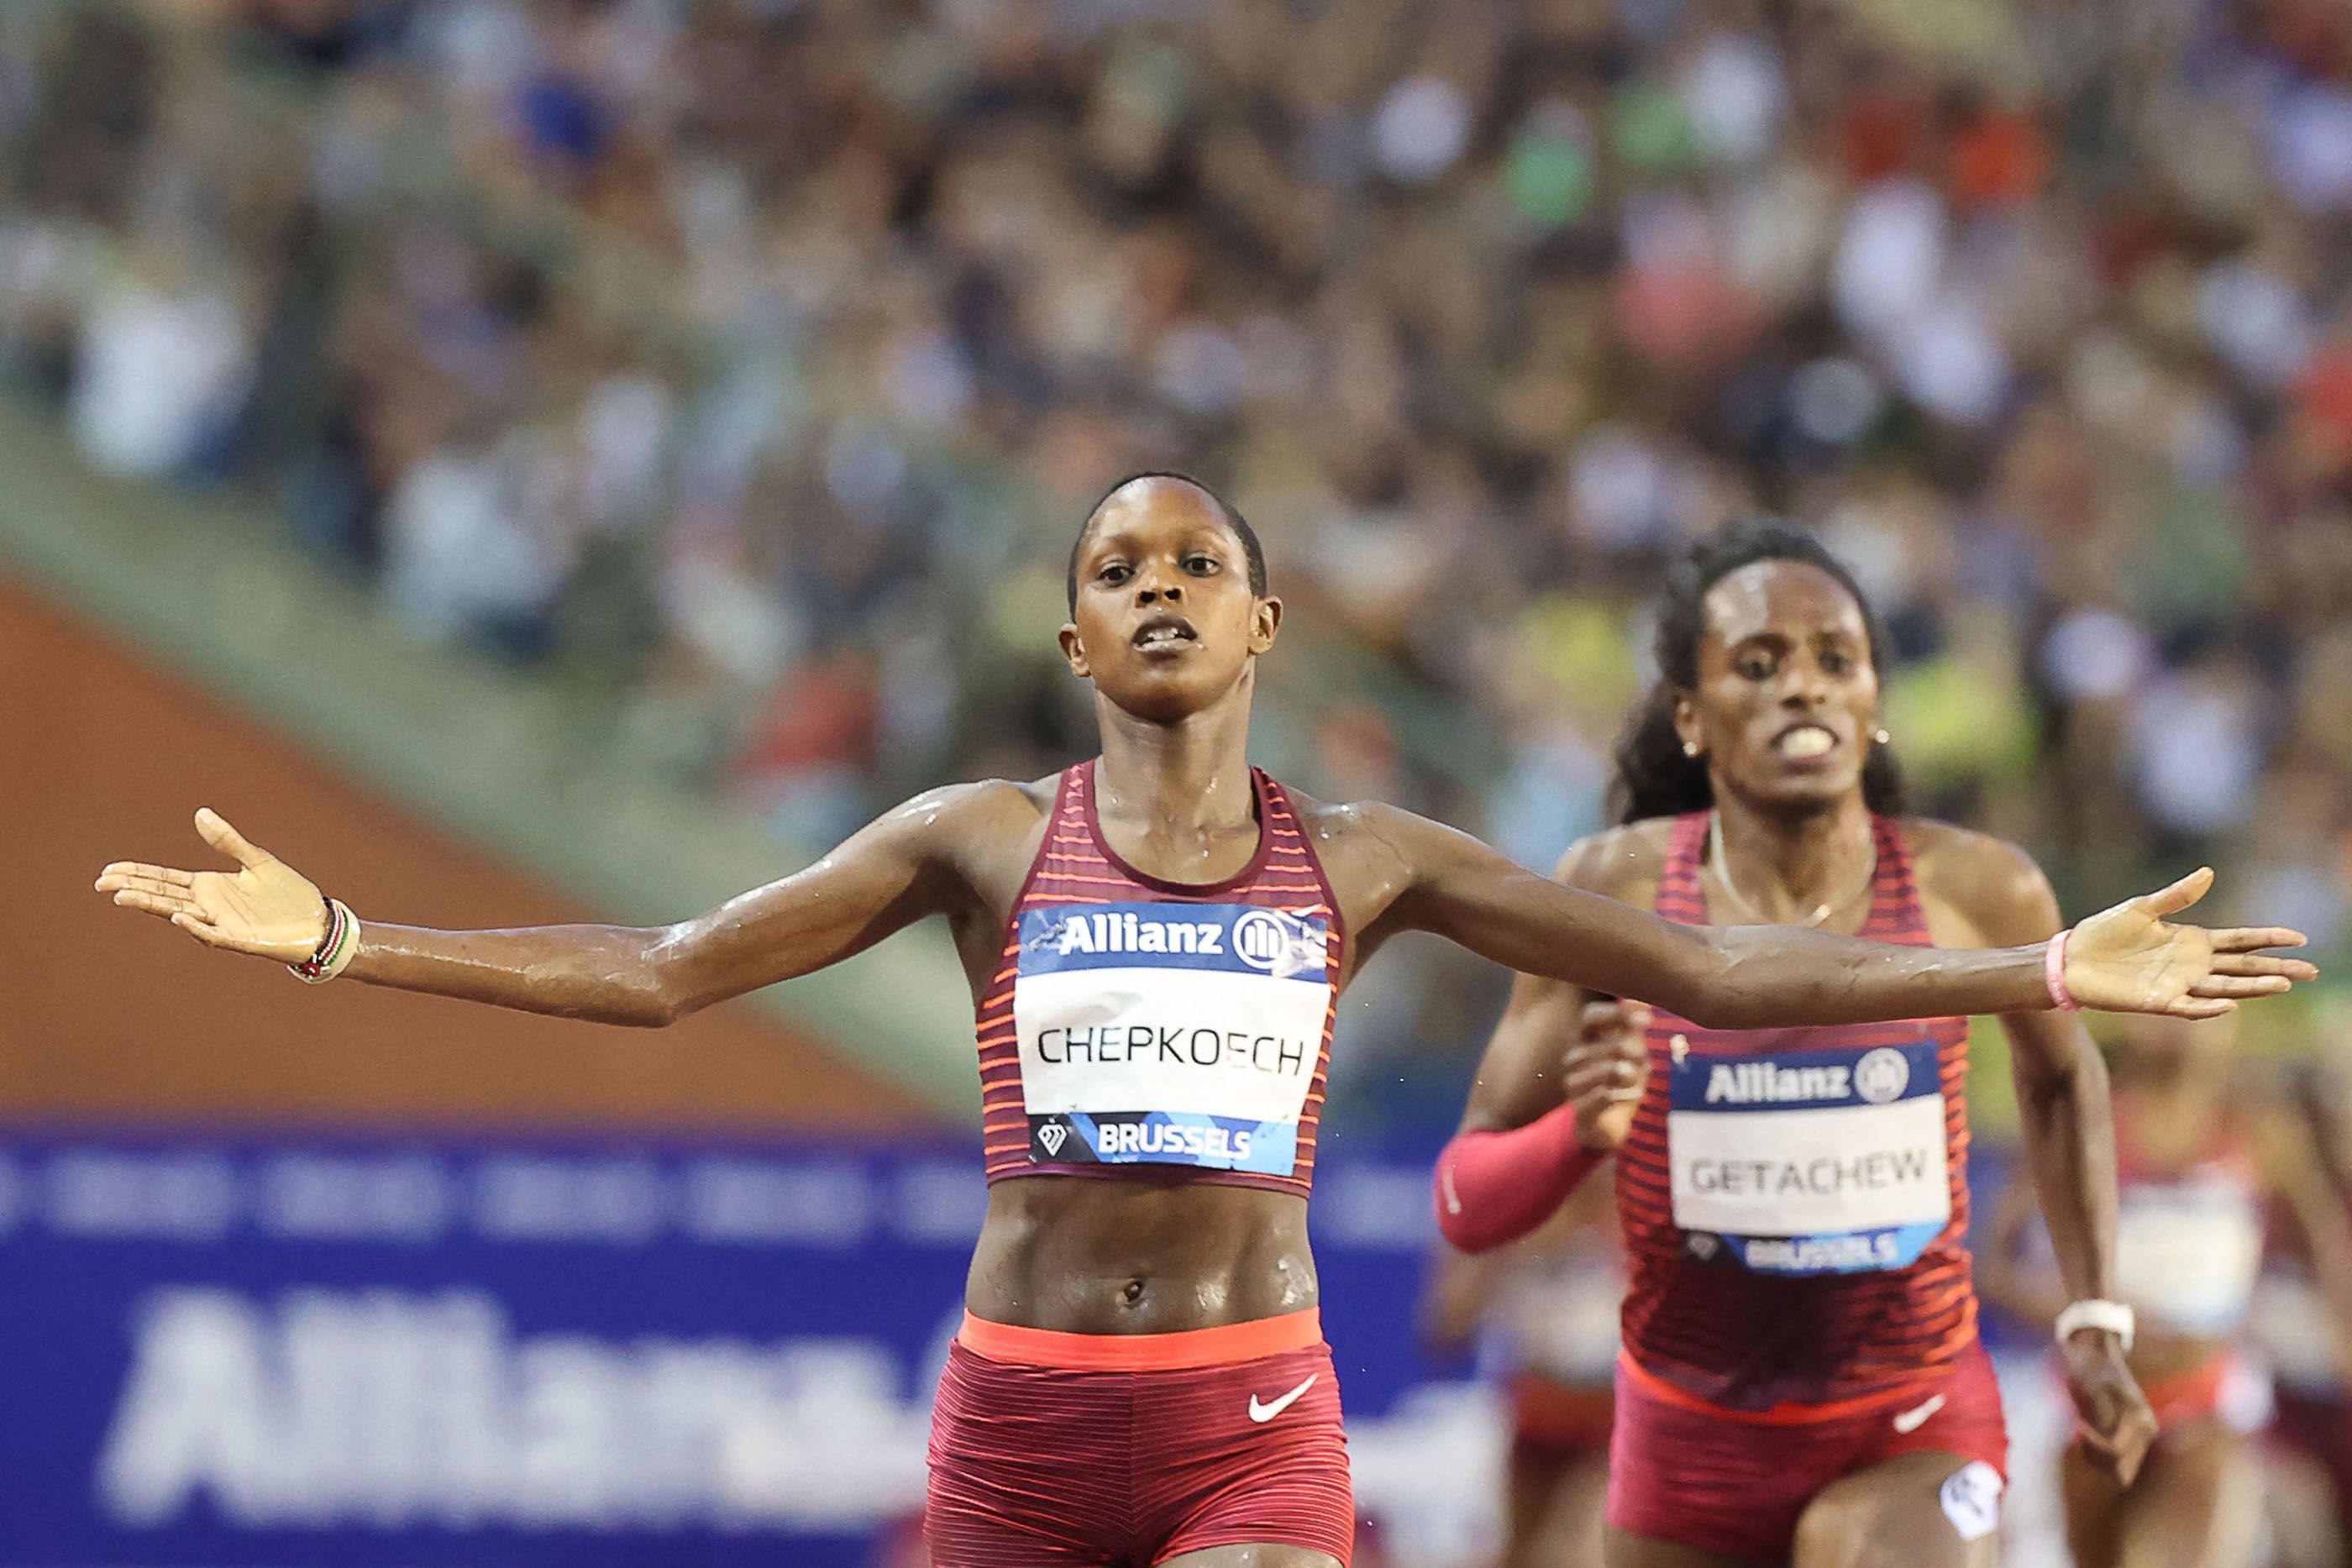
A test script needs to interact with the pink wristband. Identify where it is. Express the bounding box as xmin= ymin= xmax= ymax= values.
xmin=2045 ymin=929 xmax=2082 ymax=1011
